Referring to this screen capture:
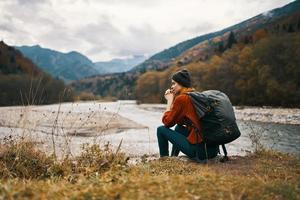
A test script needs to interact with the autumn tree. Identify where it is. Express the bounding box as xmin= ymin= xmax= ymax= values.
xmin=253 ymin=29 xmax=268 ymax=42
